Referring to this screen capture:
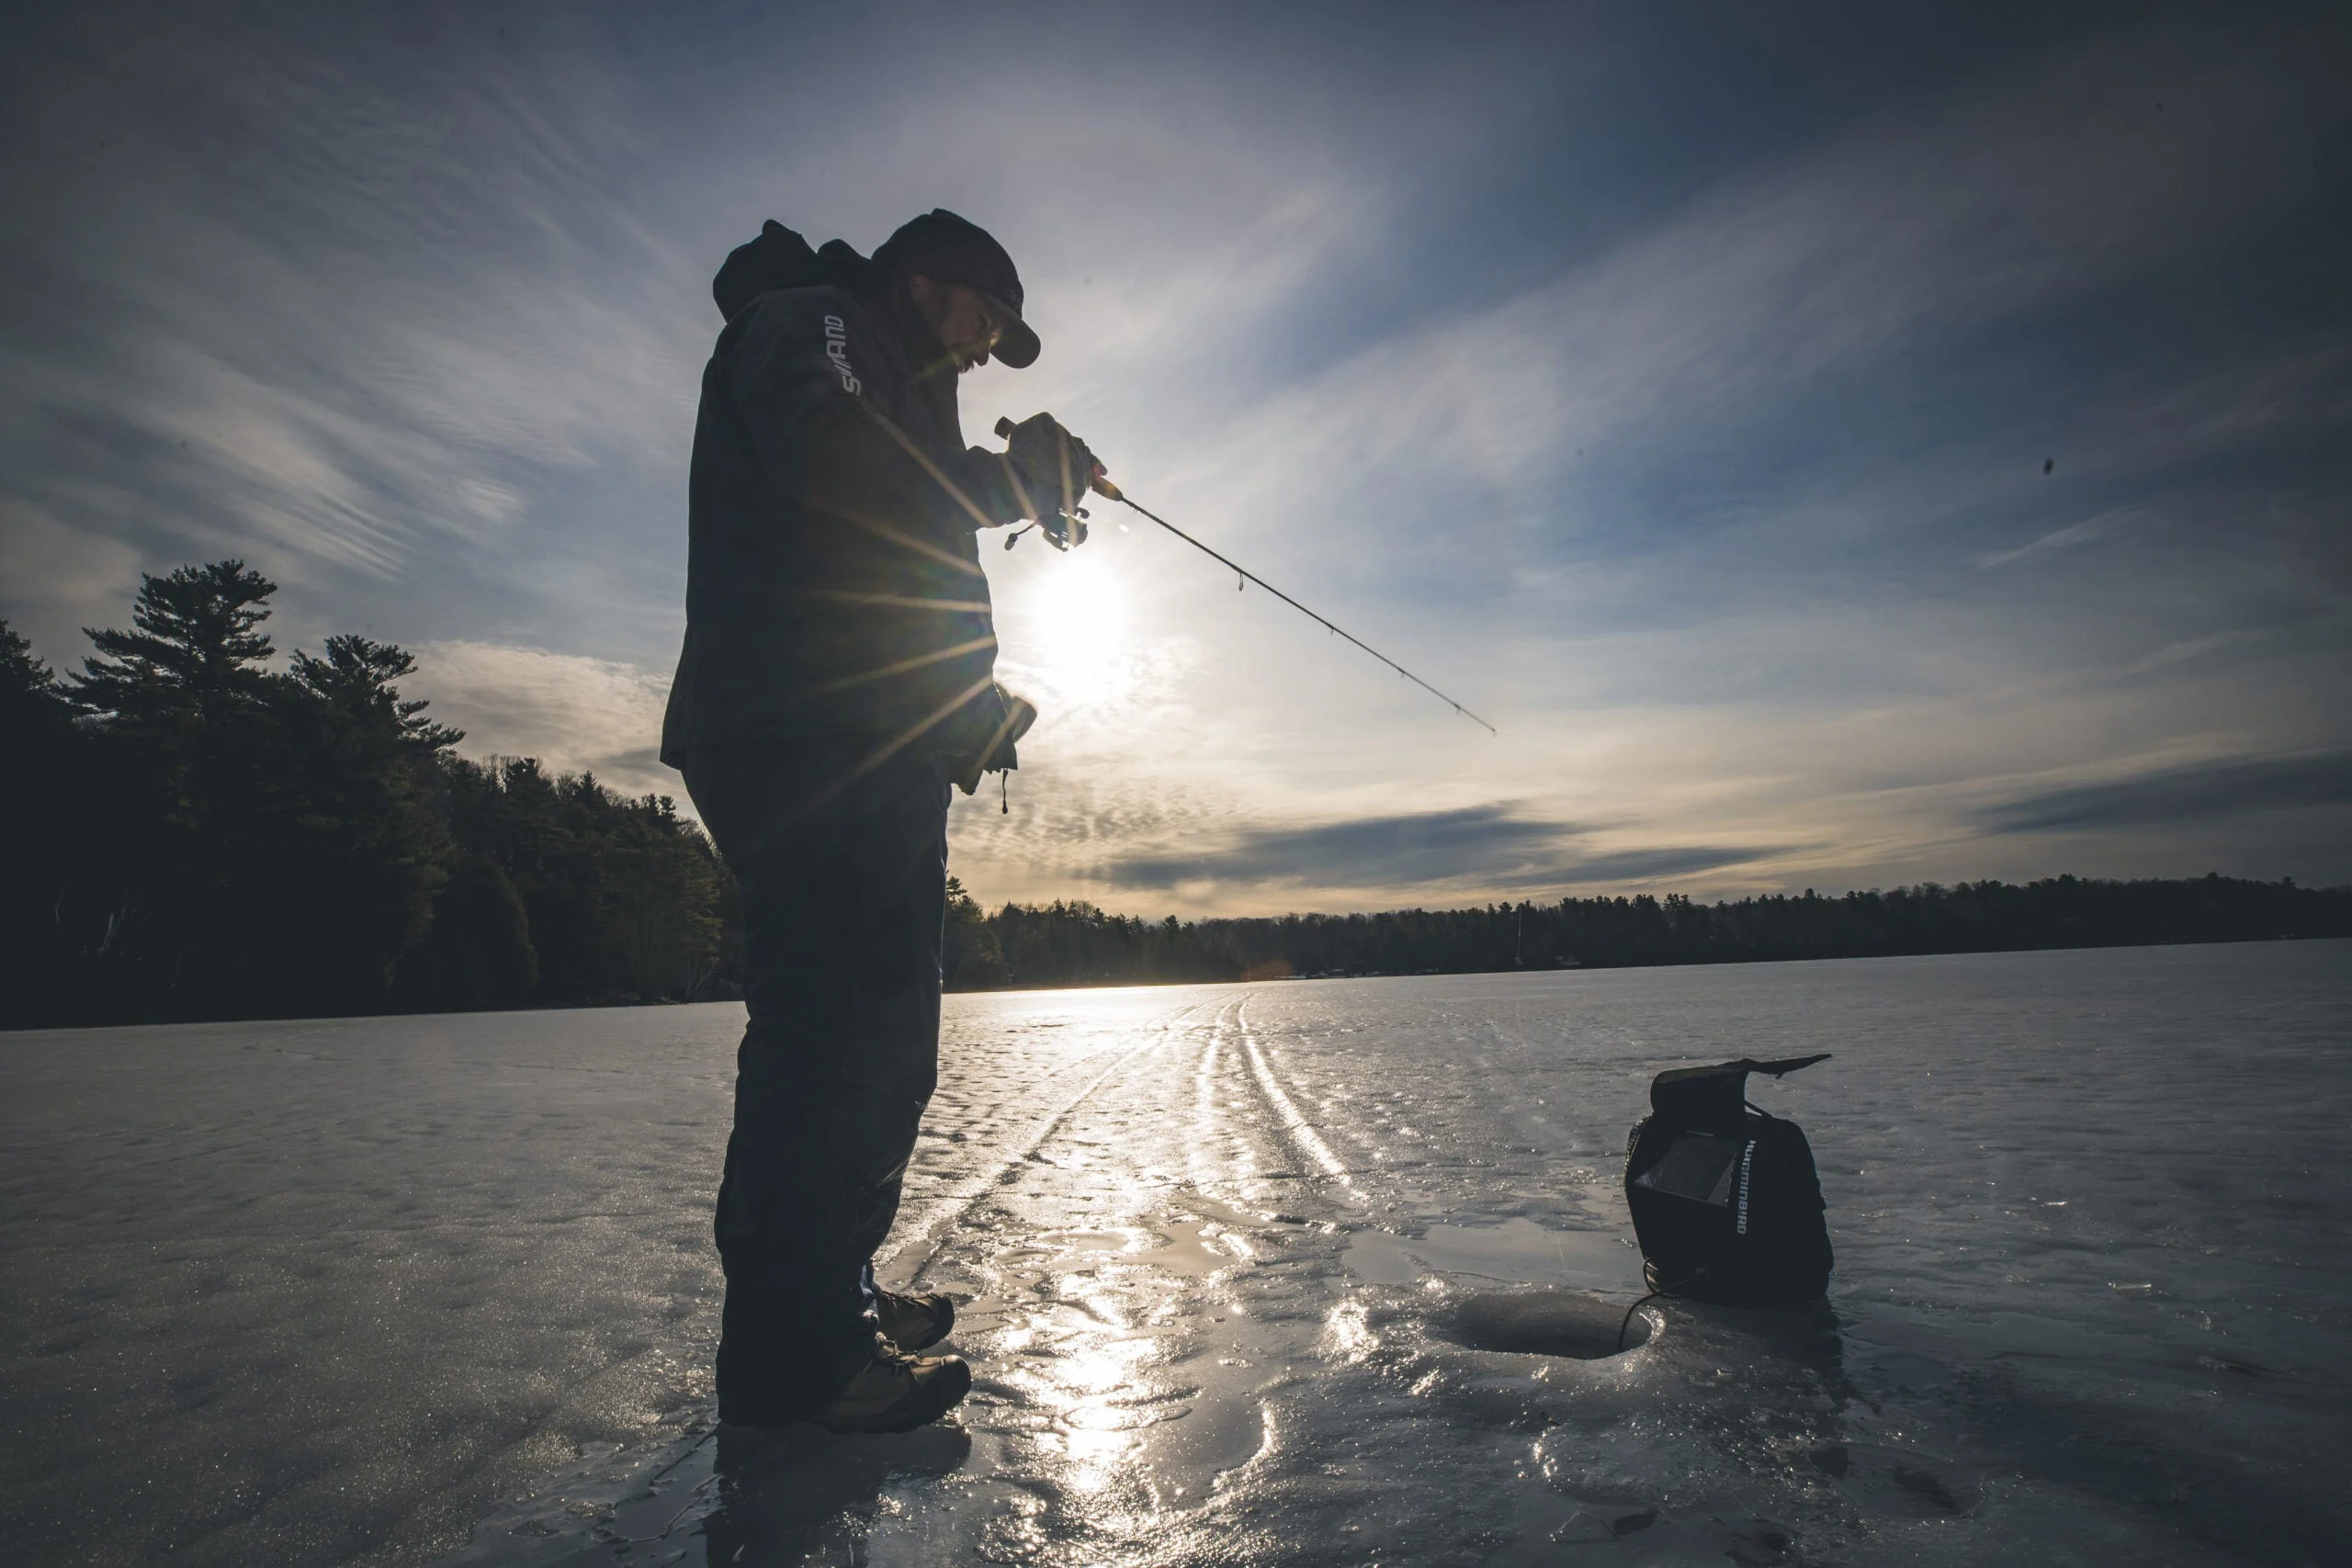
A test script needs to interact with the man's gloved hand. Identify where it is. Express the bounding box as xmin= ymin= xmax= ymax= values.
xmin=951 ymin=684 xmax=1038 ymax=796
xmin=1001 ymin=412 xmax=1100 ymax=547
